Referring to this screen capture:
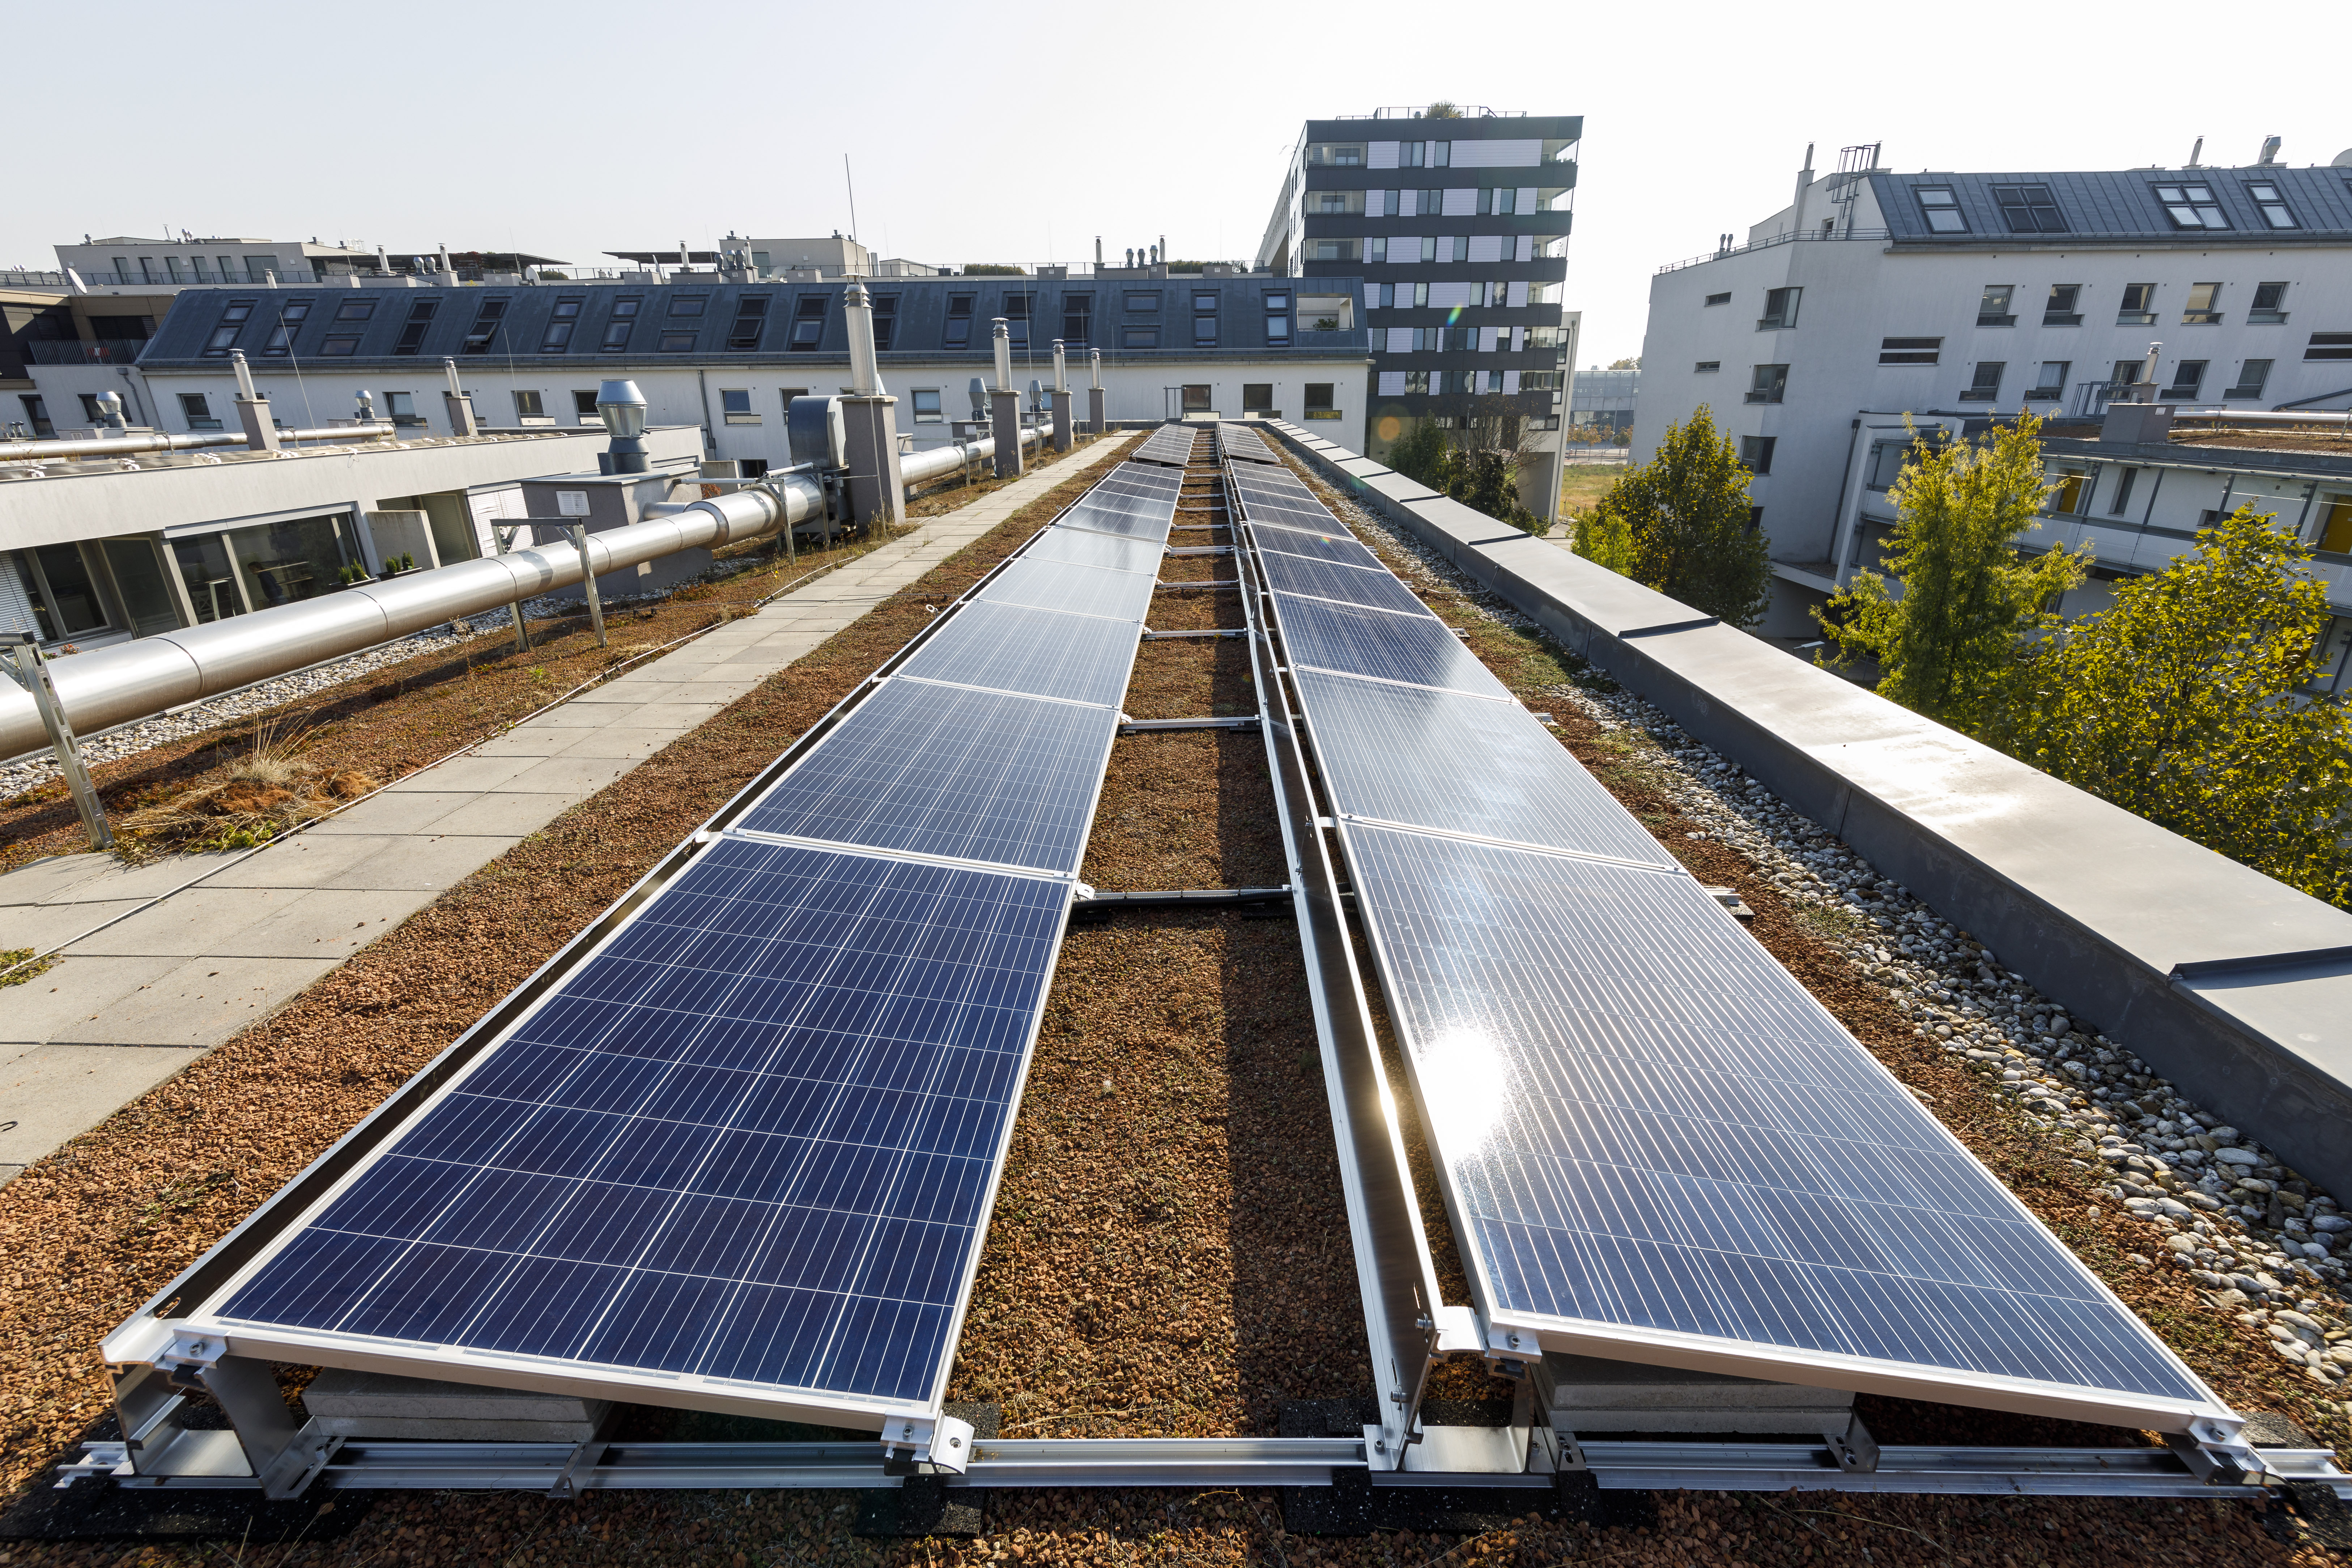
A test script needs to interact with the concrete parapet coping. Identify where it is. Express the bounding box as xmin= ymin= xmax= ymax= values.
xmin=1263 ymin=421 xmax=2352 ymax=1203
